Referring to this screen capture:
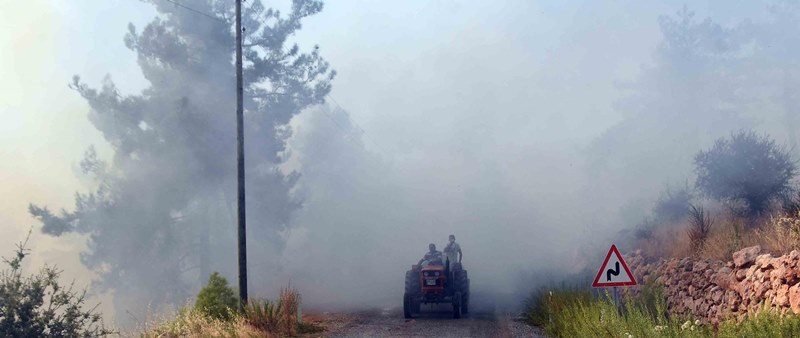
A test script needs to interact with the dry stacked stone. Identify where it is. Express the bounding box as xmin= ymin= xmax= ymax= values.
xmin=627 ymin=246 xmax=800 ymax=325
